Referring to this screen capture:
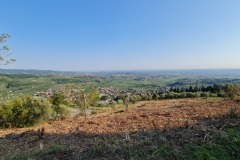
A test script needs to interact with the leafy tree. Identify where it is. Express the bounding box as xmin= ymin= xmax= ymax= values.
xmin=201 ymin=85 xmax=206 ymax=92
xmin=0 ymin=34 xmax=16 ymax=65
xmin=67 ymin=85 xmax=99 ymax=118
xmin=152 ymin=93 xmax=158 ymax=100
xmin=180 ymin=87 xmax=186 ymax=92
xmin=213 ymin=84 xmax=220 ymax=93
xmin=194 ymin=85 xmax=198 ymax=92
xmin=50 ymin=93 xmax=65 ymax=107
xmin=87 ymin=89 xmax=100 ymax=107
xmin=206 ymin=86 xmax=213 ymax=92
xmin=188 ymin=85 xmax=193 ymax=92
xmin=176 ymin=87 xmax=180 ymax=93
